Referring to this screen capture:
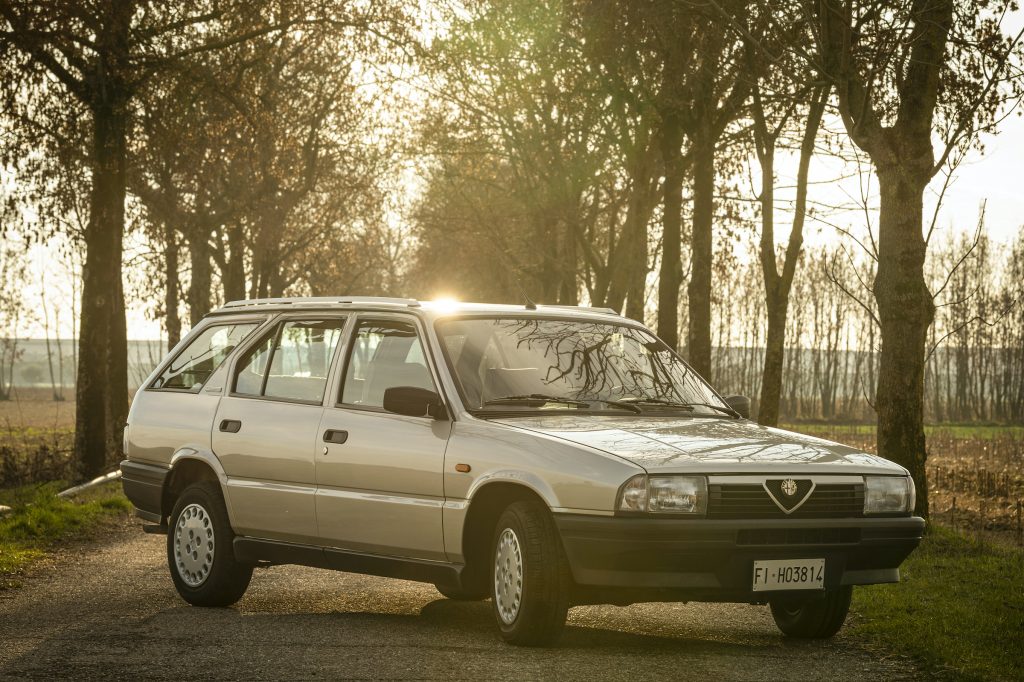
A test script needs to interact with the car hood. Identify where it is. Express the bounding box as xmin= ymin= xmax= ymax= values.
xmin=494 ymin=415 xmax=905 ymax=475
